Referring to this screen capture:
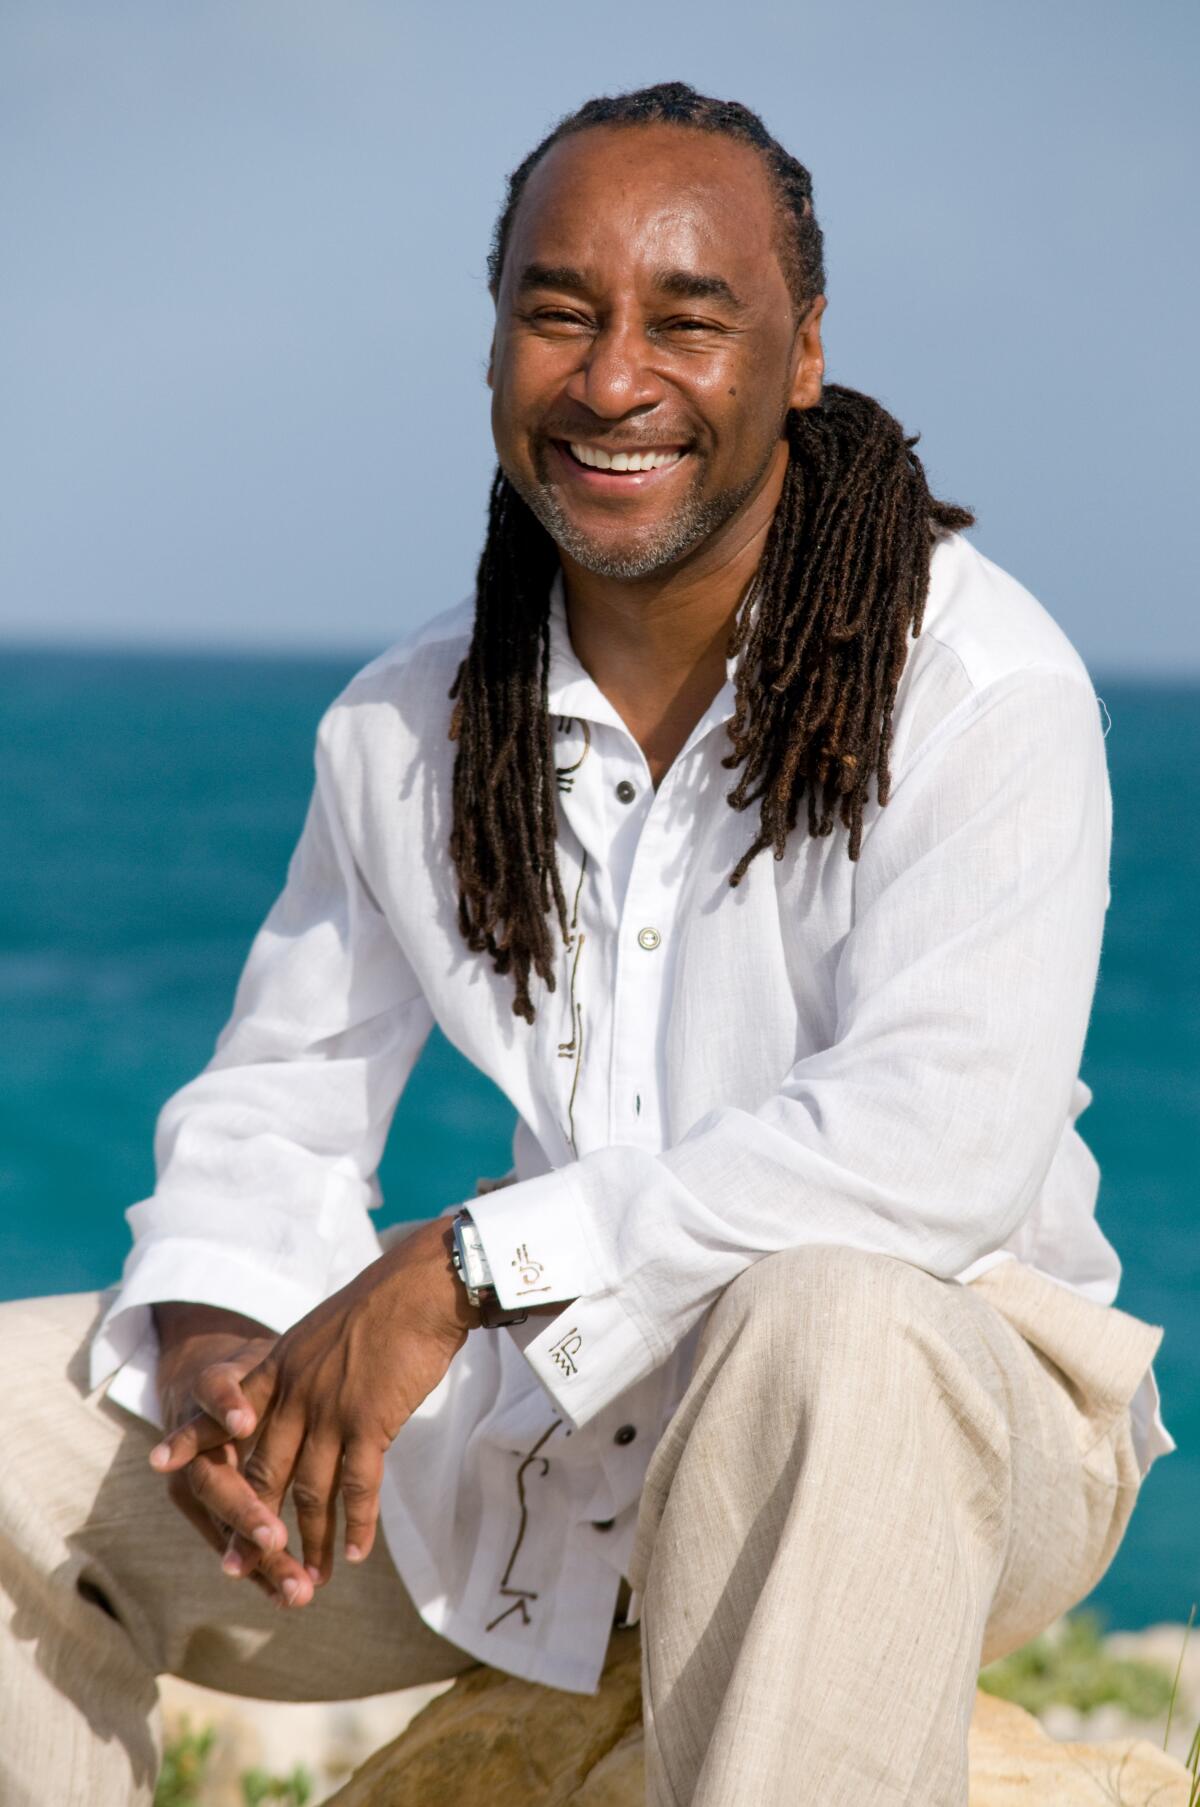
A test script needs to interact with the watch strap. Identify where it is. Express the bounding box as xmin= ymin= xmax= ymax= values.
xmin=450 ymin=1209 xmax=527 ymax=1327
